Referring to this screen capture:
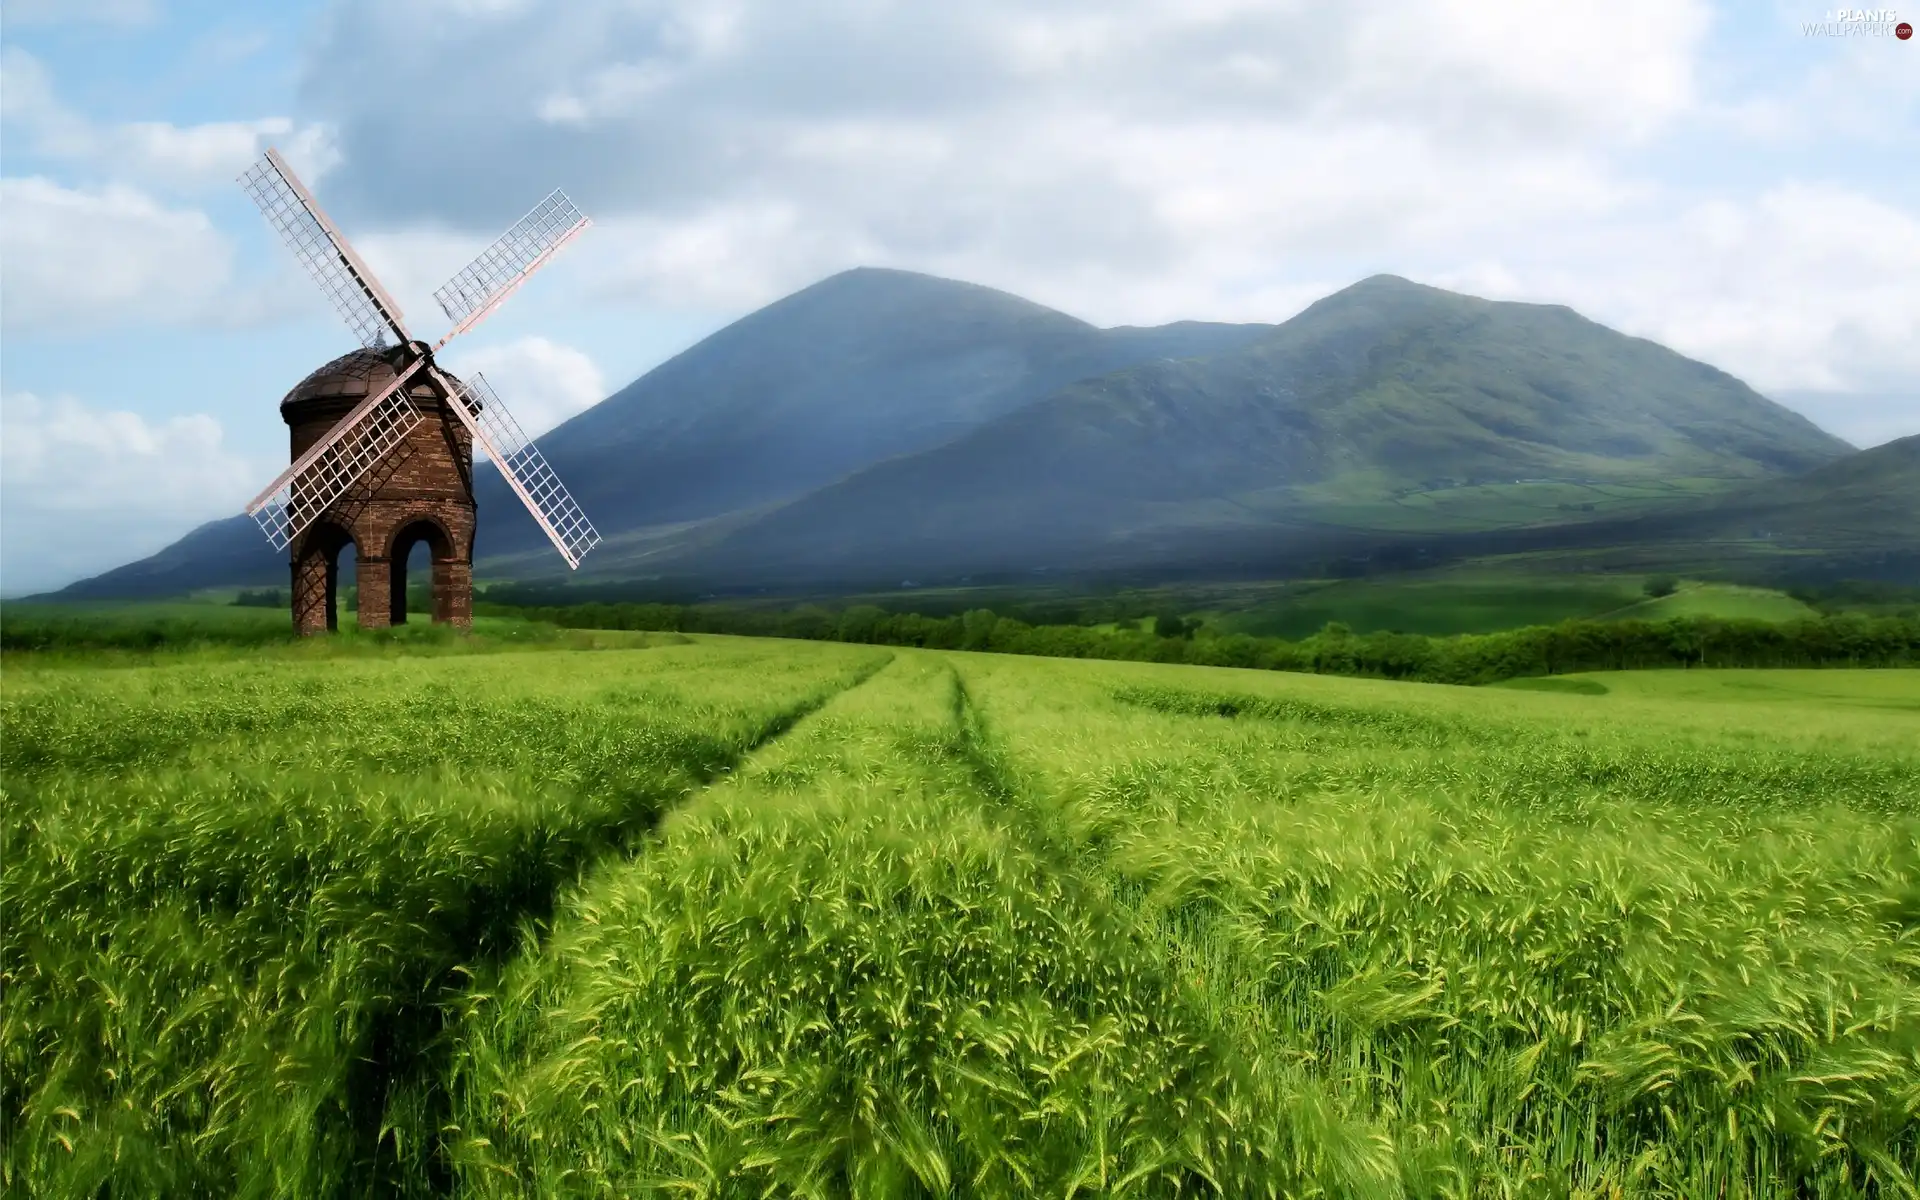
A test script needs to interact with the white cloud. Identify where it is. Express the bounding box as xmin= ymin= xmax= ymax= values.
xmin=1 ymin=48 xmax=338 ymax=191
xmin=1428 ymin=183 xmax=1920 ymax=401
xmin=454 ymin=337 xmax=607 ymax=438
xmin=289 ymin=0 xmax=1912 ymax=420
xmin=1342 ymin=1 xmax=1707 ymax=141
xmin=0 ymin=177 xmax=237 ymax=332
xmin=0 ymin=52 xmax=343 ymax=336
xmin=290 ymin=1 xmax=1720 ymax=327
xmin=1646 ymin=185 xmax=1920 ymax=394
xmin=0 ymin=391 xmax=260 ymax=594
